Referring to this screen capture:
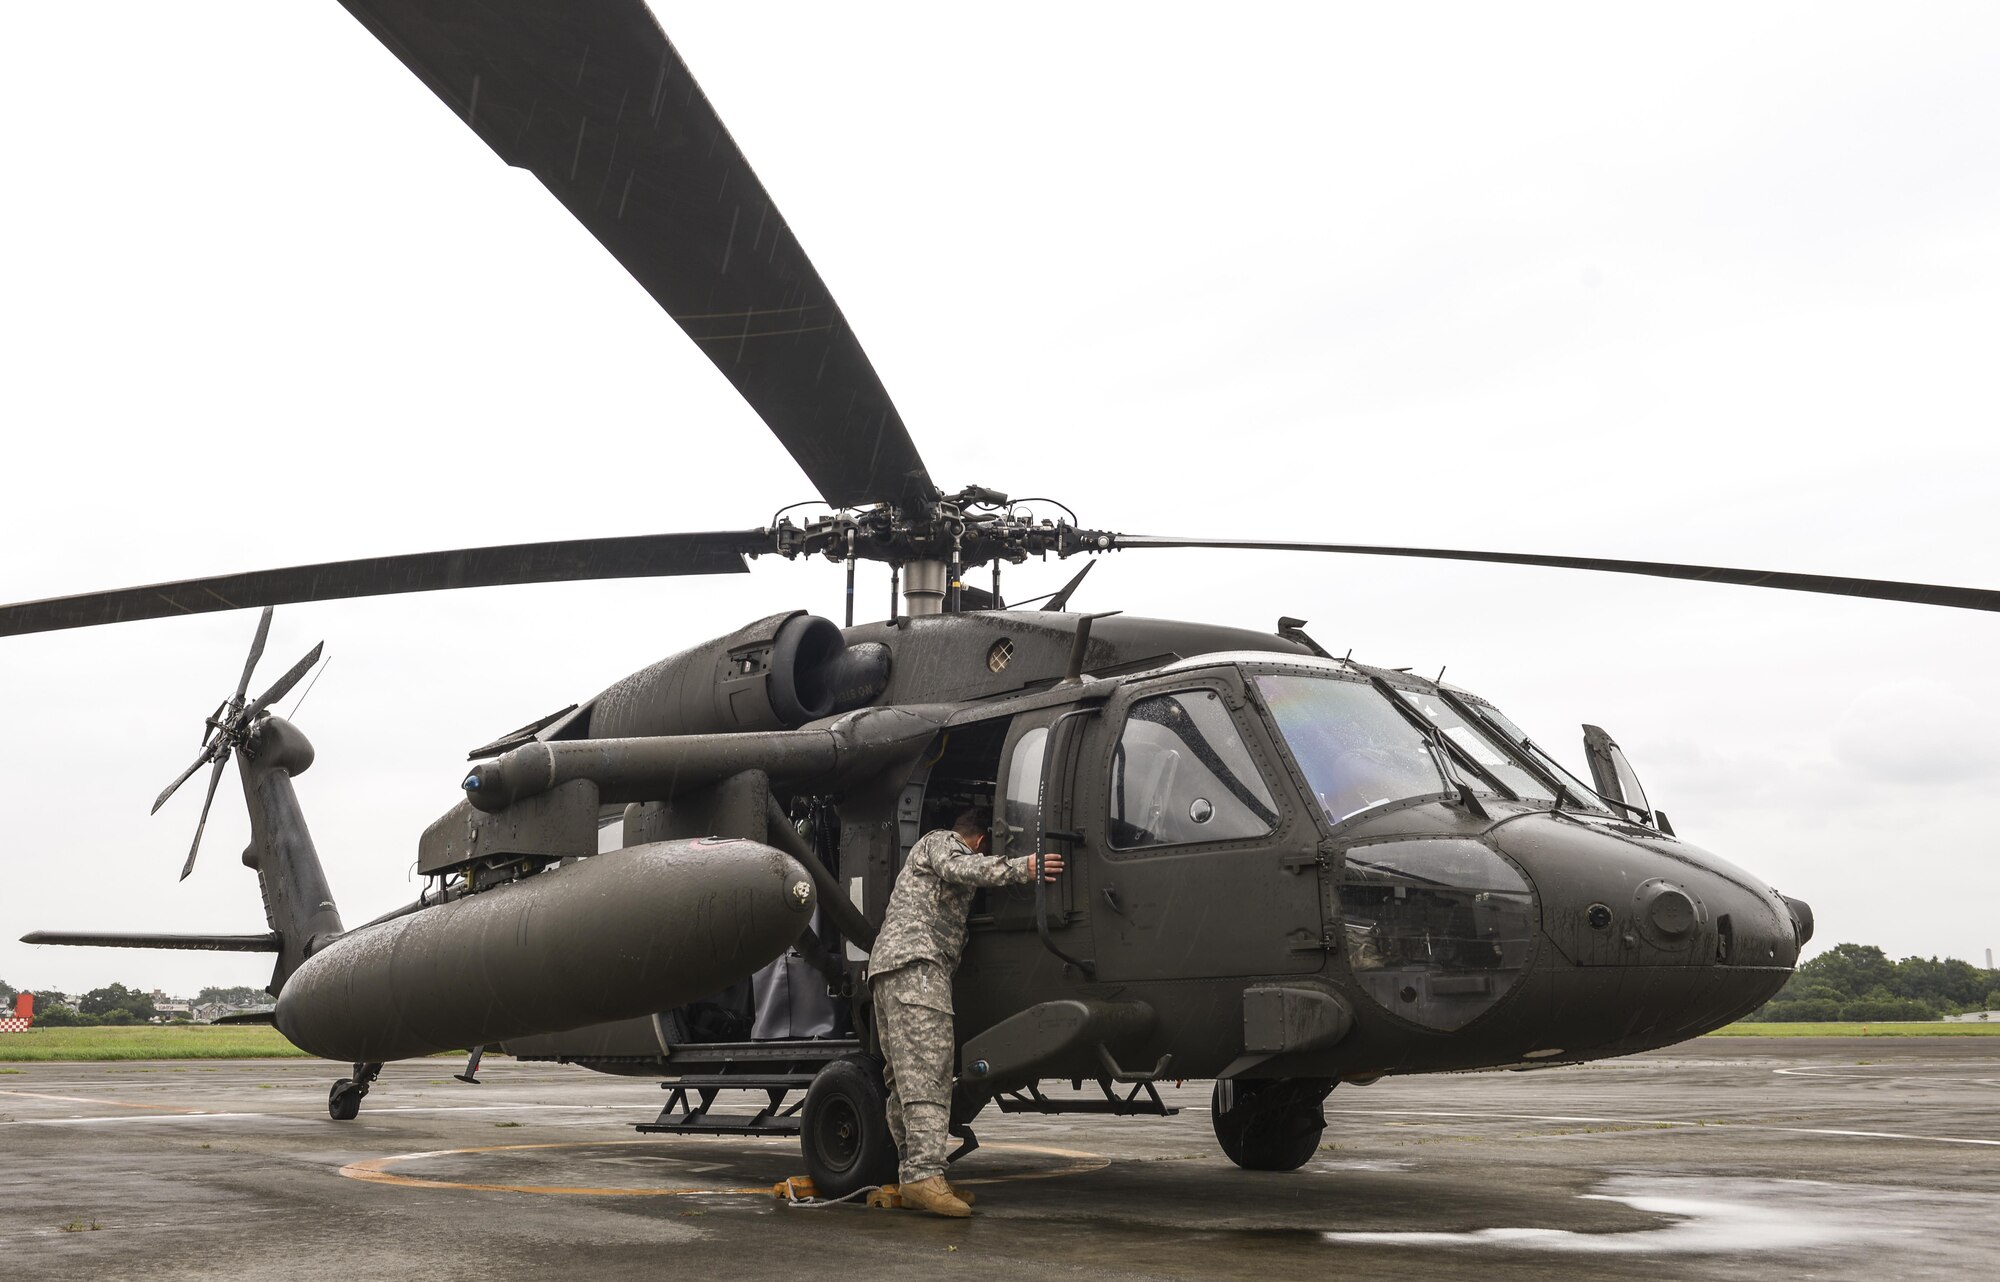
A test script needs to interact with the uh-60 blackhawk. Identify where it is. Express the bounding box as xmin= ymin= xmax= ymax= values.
xmin=12 ymin=0 xmax=1999 ymax=1198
